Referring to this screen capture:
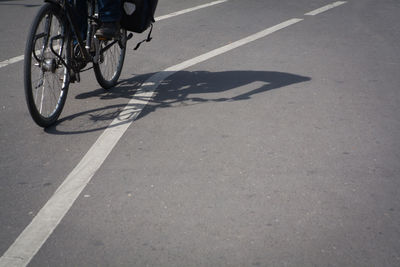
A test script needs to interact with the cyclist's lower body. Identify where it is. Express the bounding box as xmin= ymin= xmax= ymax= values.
xmin=72 ymin=0 xmax=121 ymax=40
